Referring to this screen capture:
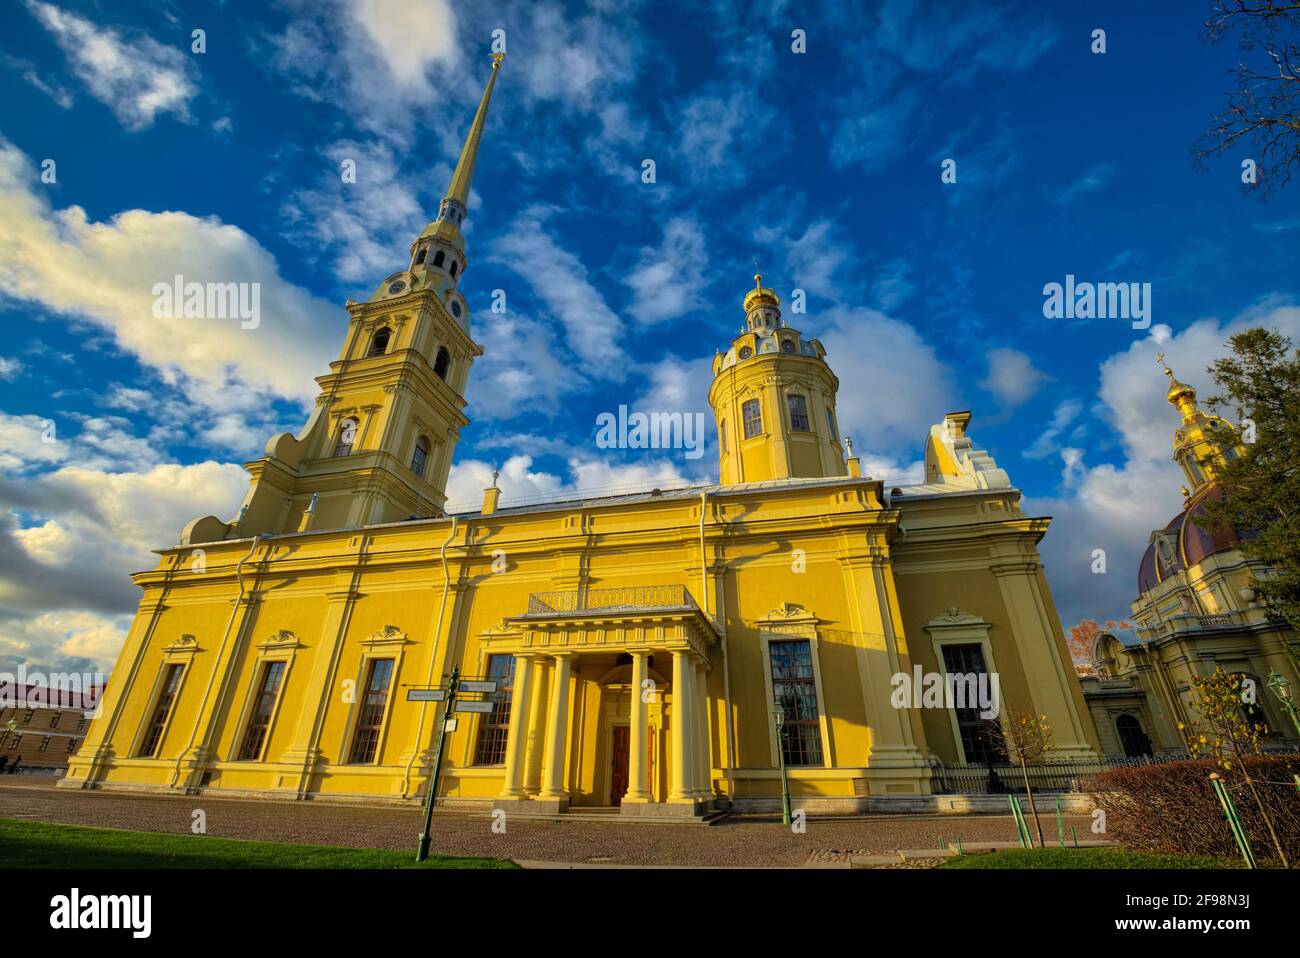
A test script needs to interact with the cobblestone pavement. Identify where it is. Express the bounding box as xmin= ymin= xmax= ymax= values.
xmin=0 ymin=779 xmax=1098 ymax=867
